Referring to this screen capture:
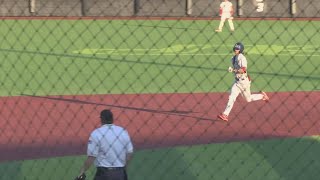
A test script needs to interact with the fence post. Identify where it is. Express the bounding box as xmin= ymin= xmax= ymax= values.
xmin=134 ymin=0 xmax=140 ymax=15
xmin=290 ymin=0 xmax=297 ymax=15
xmin=186 ymin=0 xmax=192 ymax=15
xmin=237 ymin=0 xmax=243 ymax=16
xmin=29 ymin=0 xmax=36 ymax=13
xmin=80 ymin=0 xmax=86 ymax=16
